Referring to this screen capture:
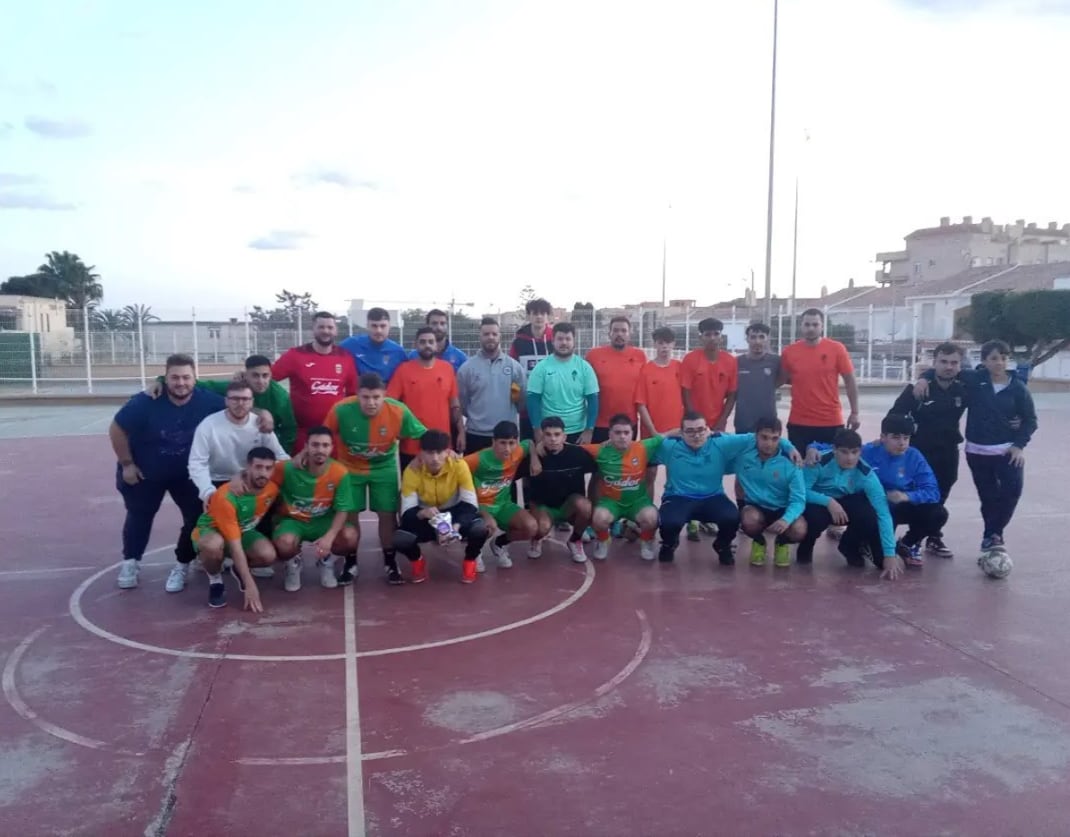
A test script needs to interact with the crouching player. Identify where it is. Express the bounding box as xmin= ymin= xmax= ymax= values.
xmin=798 ymin=429 xmax=904 ymax=580
xmin=393 ymin=430 xmax=490 ymax=584
xmin=271 ymin=426 xmax=359 ymax=592
xmin=526 ymin=417 xmax=596 ymax=563
xmin=735 ymin=417 xmax=807 ymax=567
xmin=193 ymin=447 xmax=281 ymax=611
